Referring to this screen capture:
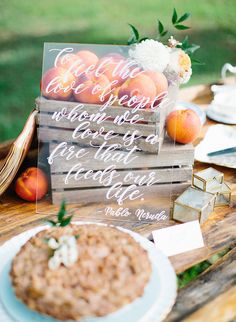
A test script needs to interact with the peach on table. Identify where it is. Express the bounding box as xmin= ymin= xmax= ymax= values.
xmin=15 ymin=167 xmax=48 ymax=202
xmin=166 ymin=109 xmax=201 ymax=144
